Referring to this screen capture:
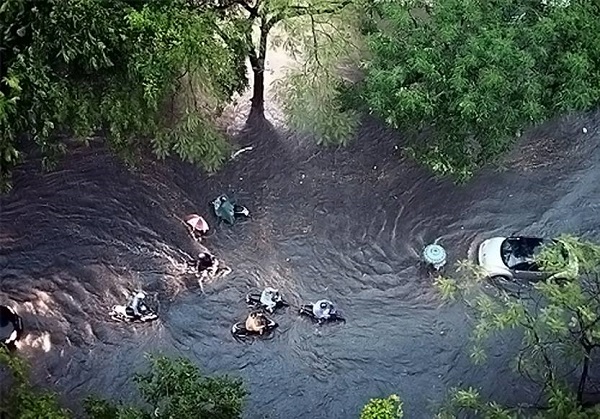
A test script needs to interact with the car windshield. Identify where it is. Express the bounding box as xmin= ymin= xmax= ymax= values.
xmin=500 ymin=237 xmax=545 ymax=269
